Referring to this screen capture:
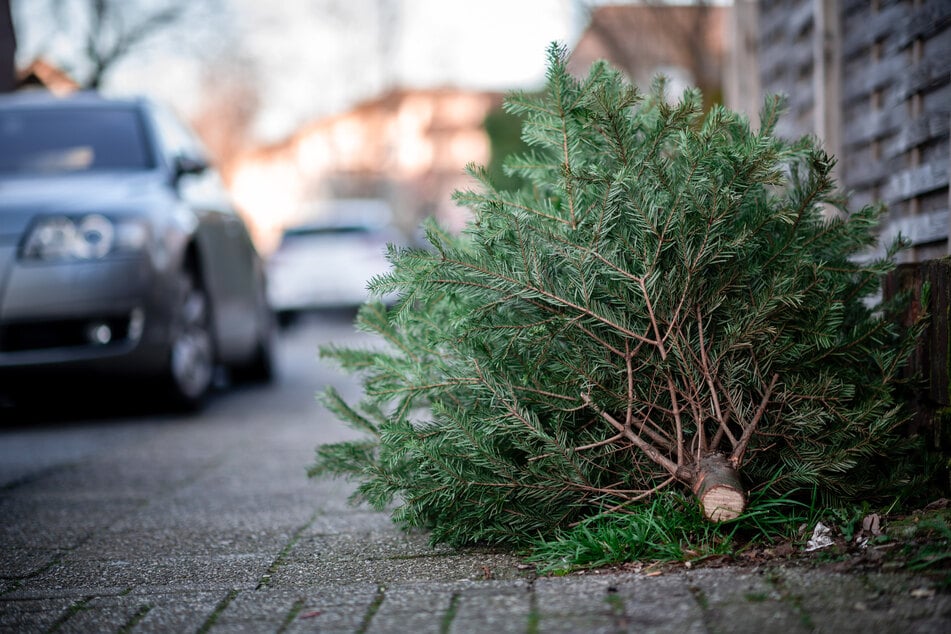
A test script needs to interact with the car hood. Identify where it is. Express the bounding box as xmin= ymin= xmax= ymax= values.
xmin=0 ymin=172 xmax=169 ymax=238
